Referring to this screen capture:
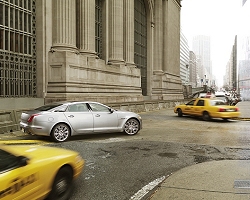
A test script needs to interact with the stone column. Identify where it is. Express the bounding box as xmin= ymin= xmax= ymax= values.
xmin=123 ymin=0 xmax=135 ymax=66
xmin=154 ymin=0 xmax=163 ymax=72
xmin=108 ymin=0 xmax=124 ymax=65
xmin=79 ymin=0 xmax=96 ymax=56
xmin=163 ymin=0 xmax=168 ymax=72
xmin=52 ymin=0 xmax=77 ymax=51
